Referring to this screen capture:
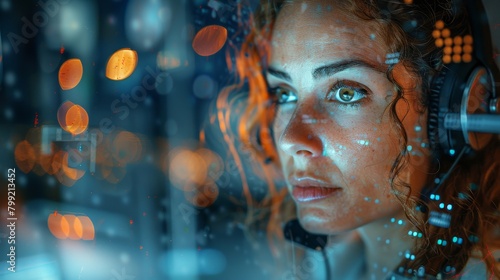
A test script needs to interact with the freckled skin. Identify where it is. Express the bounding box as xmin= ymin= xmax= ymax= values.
xmin=268 ymin=0 xmax=431 ymax=235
